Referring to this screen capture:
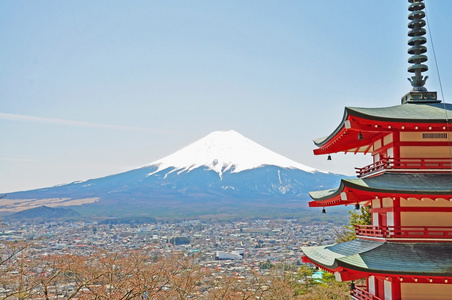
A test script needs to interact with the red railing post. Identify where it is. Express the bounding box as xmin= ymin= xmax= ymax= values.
xmin=355 ymin=225 xmax=452 ymax=240
xmin=356 ymin=158 xmax=452 ymax=177
xmin=352 ymin=286 xmax=383 ymax=300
